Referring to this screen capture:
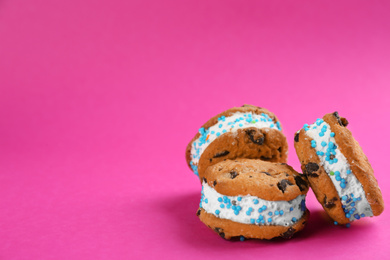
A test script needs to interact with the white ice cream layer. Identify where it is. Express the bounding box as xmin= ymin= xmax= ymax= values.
xmin=191 ymin=112 xmax=281 ymax=166
xmin=304 ymin=120 xmax=373 ymax=221
xmin=200 ymin=183 xmax=306 ymax=226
